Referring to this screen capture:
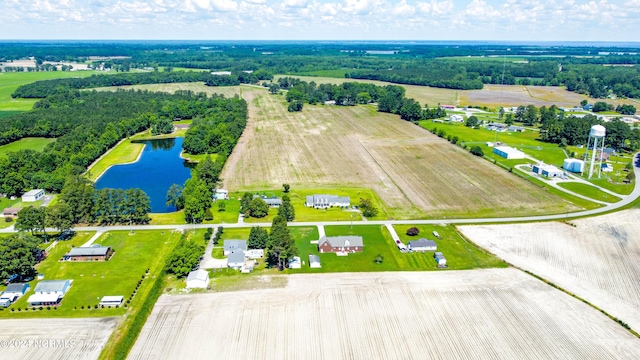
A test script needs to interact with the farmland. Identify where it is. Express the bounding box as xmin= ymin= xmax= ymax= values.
xmin=222 ymin=89 xmax=577 ymax=219
xmin=128 ymin=269 xmax=640 ymax=360
xmin=0 ymin=318 xmax=117 ymax=360
xmin=458 ymin=209 xmax=640 ymax=332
